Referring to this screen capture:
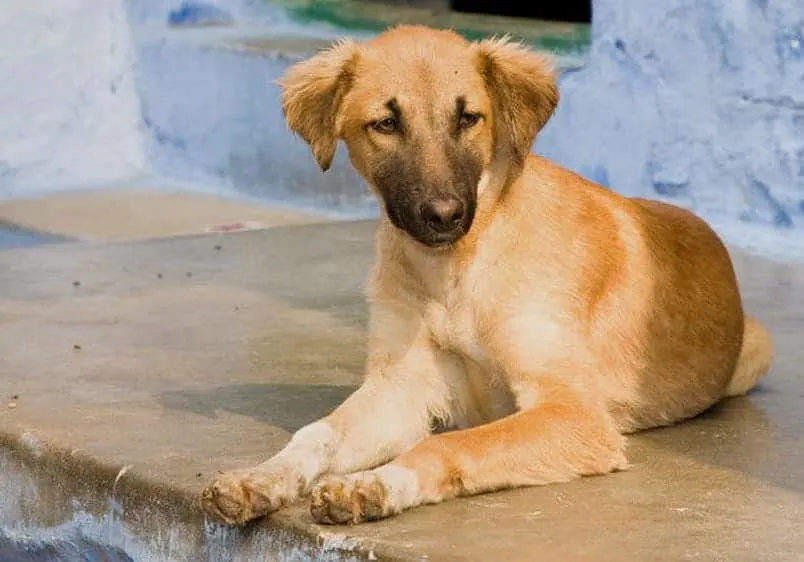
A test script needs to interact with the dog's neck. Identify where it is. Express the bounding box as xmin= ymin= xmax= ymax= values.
xmin=384 ymin=161 xmax=517 ymax=297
